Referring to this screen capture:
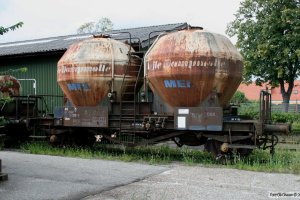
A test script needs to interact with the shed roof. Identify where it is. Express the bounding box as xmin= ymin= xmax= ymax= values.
xmin=0 ymin=23 xmax=188 ymax=58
